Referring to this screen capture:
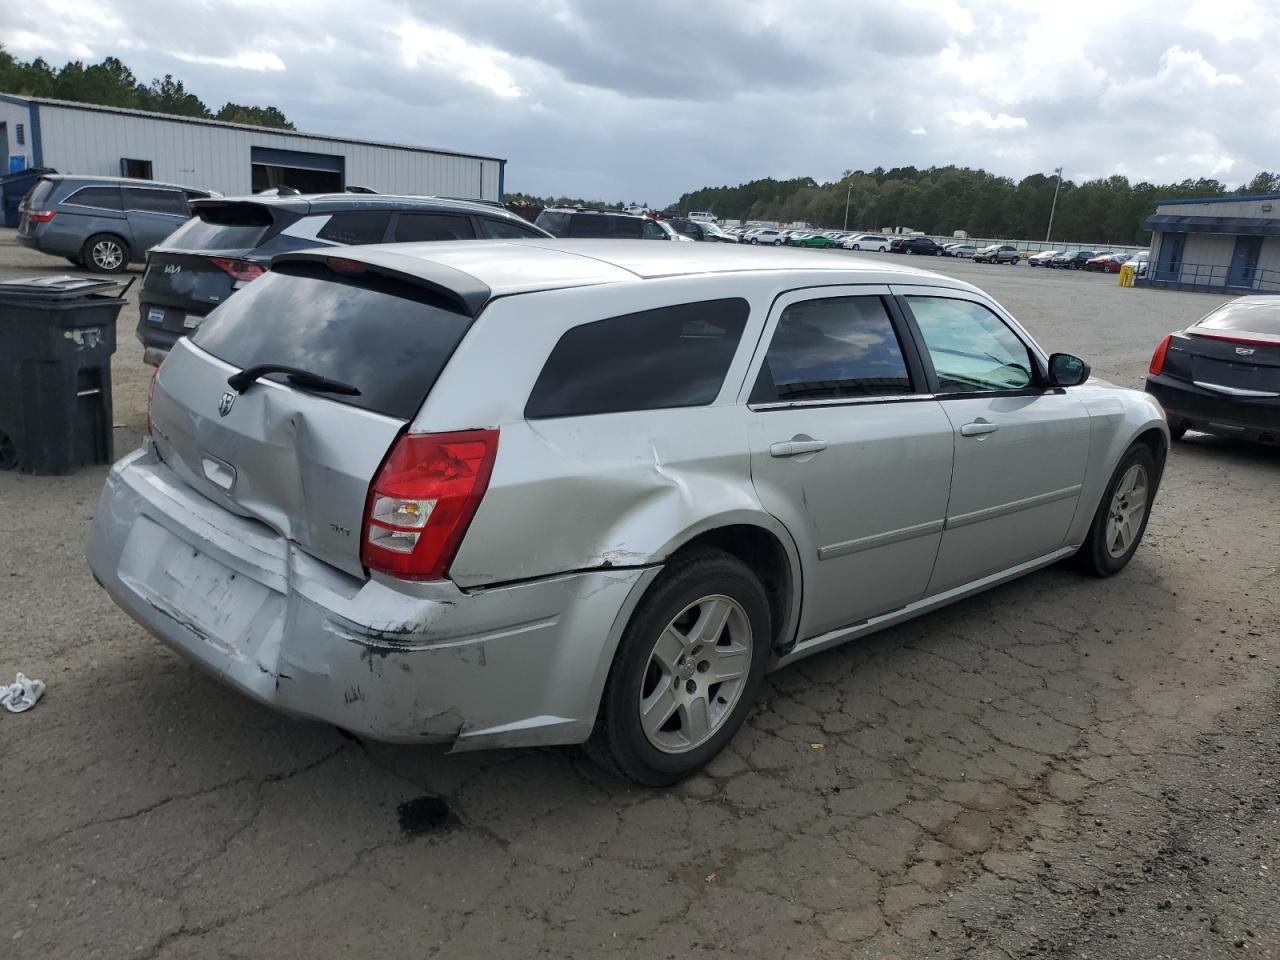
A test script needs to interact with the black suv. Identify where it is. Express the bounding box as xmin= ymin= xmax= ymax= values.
xmin=889 ymin=236 xmax=944 ymax=256
xmin=534 ymin=208 xmax=682 ymax=240
xmin=137 ymin=194 xmax=550 ymax=365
